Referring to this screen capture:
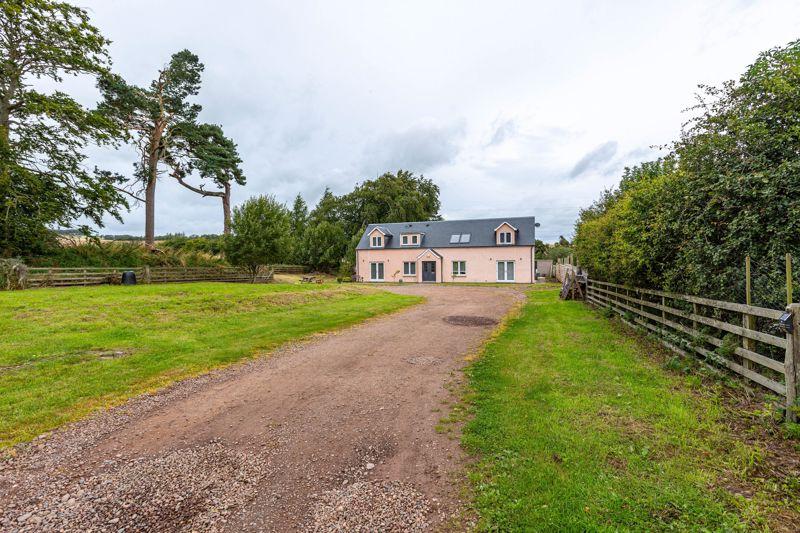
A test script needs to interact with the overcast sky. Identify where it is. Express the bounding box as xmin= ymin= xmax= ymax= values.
xmin=67 ymin=0 xmax=800 ymax=242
